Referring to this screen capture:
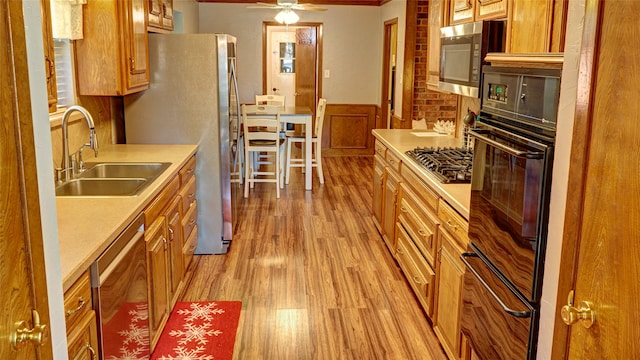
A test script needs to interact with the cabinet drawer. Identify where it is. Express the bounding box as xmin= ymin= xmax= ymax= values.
xmin=396 ymin=224 xmax=436 ymax=318
xmin=438 ymin=199 xmax=469 ymax=247
xmin=386 ymin=150 xmax=402 ymax=173
xmin=145 ymin=175 xmax=180 ymax=226
xmin=183 ymin=225 xmax=198 ymax=269
xmin=375 ymin=141 xmax=387 ymax=157
xmin=402 ymin=165 xmax=439 ymax=211
xmin=179 ymin=156 xmax=196 ymax=186
xmin=182 ymin=200 xmax=197 ymax=242
xmin=398 ymin=185 xmax=440 ymax=267
xmin=179 ymin=175 xmax=196 ymax=214
xmin=66 ymin=310 xmax=98 ymax=360
xmin=64 ymin=271 xmax=92 ymax=334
